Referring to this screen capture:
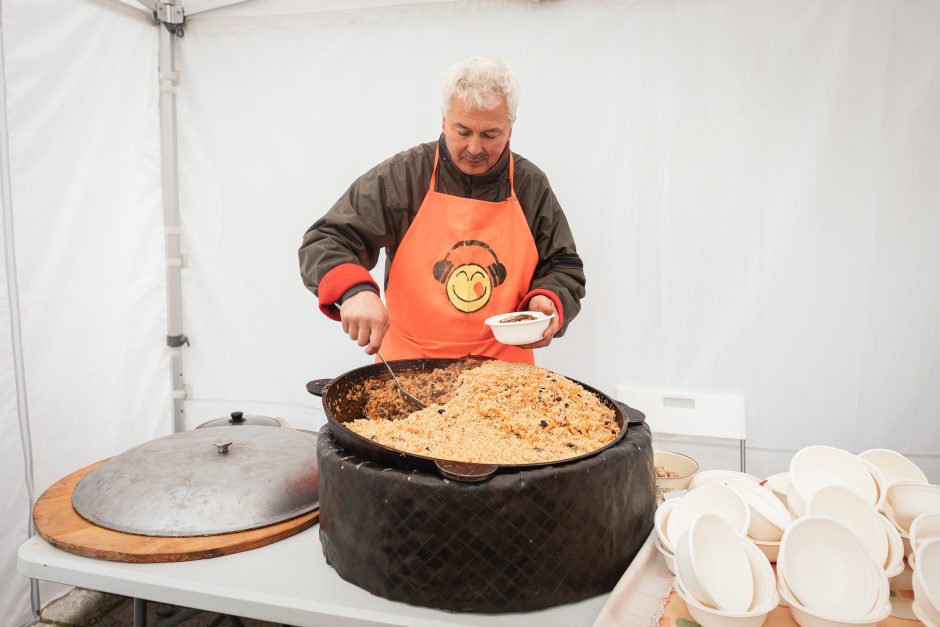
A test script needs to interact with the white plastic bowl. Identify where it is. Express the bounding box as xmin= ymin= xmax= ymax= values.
xmin=790 ymin=446 xmax=878 ymax=511
xmin=857 ymin=458 xmax=887 ymax=512
xmin=688 ymin=469 xmax=761 ymax=491
xmin=779 ymin=516 xmax=882 ymax=619
xmin=484 ymin=311 xmax=554 ymax=345
xmin=675 ymin=529 xmax=716 ymax=609
xmin=807 ymin=485 xmax=888 ymax=569
xmin=910 ymin=512 xmax=940 ymax=555
xmin=674 ymin=576 xmax=776 ymax=627
xmin=654 ymin=497 xmax=680 ymax=553
xmin=912 ymin=601 xmax=939 ymax=627
xmin=764 ymin=472 xmax=790 ymax=507
xmin=859 ymin=448 xmax=928 ymax=488
xmin=914 ymin=539 xmax=940 ymax=626
xmin=665 ymin=483 xmax=750 ymax=549
xmin=777 ymin=577 xmax=891 ymax=627
xmin=878 ymin=513 xmax=905 ymax=577
xmin=687 ymin=514 xmax=754 ymax=612
xmin=885 ymin=481 xmax=940 ymax=534
xmin=653 ymin=535 xmax=677 ymax=575
xmin=729 ymin=478 xmax=792 ymax=542
xmin=751 ymin=538 xmax=780 ymax=562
